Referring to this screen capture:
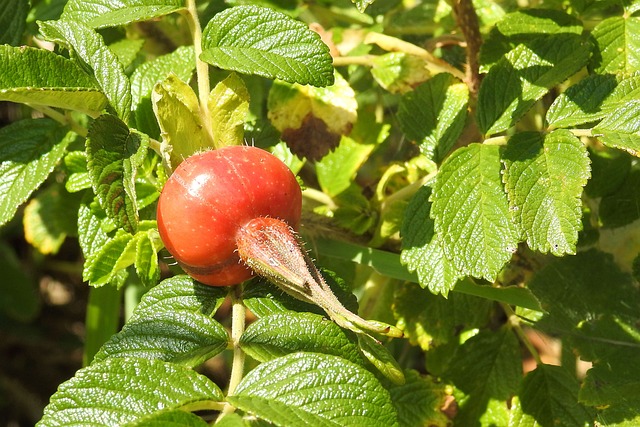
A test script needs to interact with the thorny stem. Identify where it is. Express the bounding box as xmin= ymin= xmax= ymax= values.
xmin=183 ymin=0 xmax=215 ymax=146
xmin=452 ymin=0 xmax=483 ymax=94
